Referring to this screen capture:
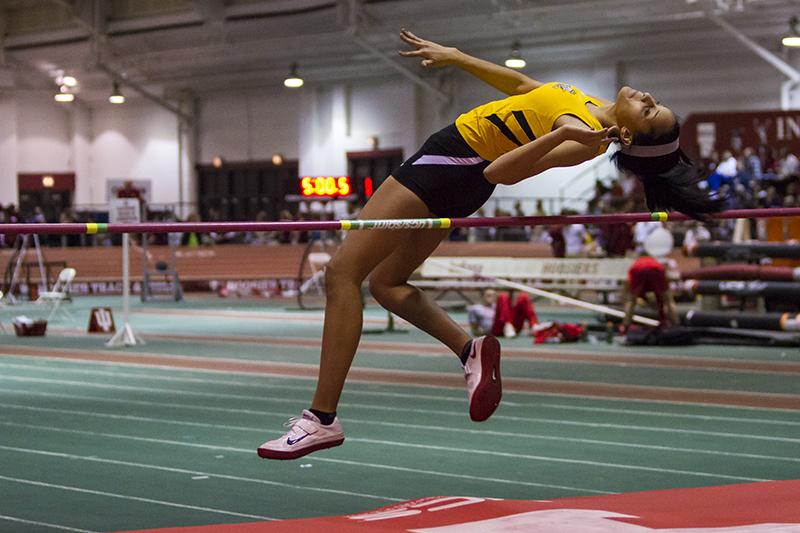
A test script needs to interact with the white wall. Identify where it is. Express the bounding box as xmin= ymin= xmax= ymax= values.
xmin=91 ymin=101 xmax=180 ymax=206
xmin=0 ymin=97 xmax=17 ymax=205
xmin=0 ymin=95 xmax=185 ymax=209
xmin=199 ymin=87 xmax=301 ymax=163
xmin=15 ymin=95 xmax=72 ymax=173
